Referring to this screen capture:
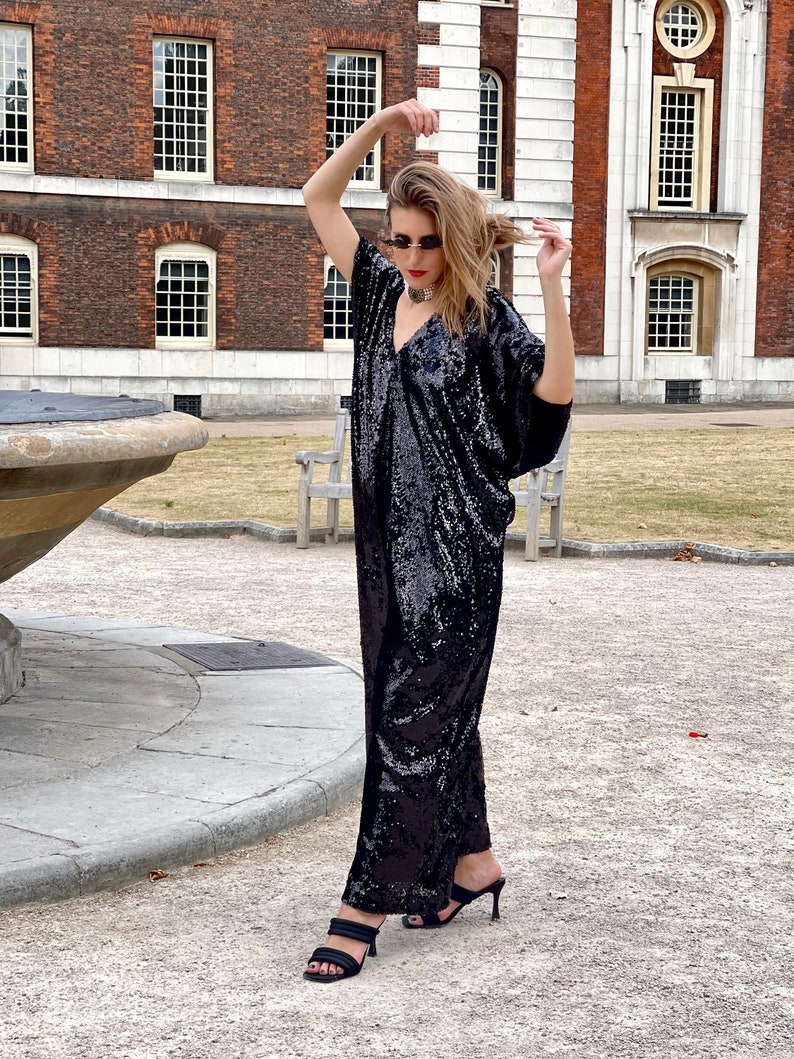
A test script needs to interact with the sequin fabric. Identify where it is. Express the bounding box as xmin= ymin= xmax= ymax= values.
xmin=341 ymin=239 xmax=571 ymax=916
